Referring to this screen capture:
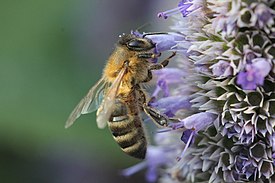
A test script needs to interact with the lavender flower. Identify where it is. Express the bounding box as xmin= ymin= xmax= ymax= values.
xmin=122 ymin=0 xmax=275 ymax=182
xmin=237 ymin=58 xmax=271 ymax=90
